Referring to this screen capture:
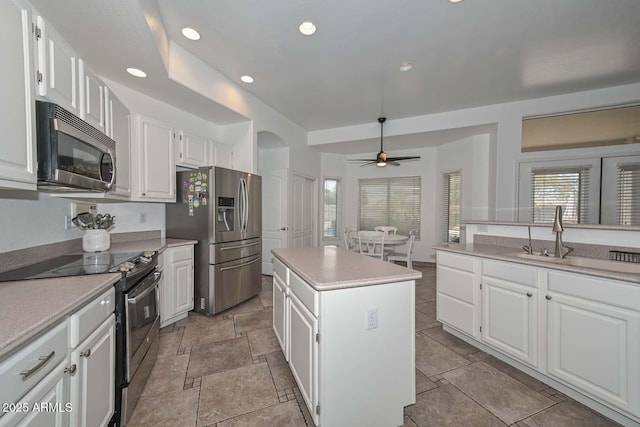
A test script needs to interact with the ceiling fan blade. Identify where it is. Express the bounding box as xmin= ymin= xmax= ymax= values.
xmin=386 ymin=156 xmax=421 ymax=161
xmin=348 ymin=159 xmax=376 ymax=162
xmin=388 ymin=161 xmax=401 ymax=166
xmin=359 ymin=161 xmax=377 ymax=167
